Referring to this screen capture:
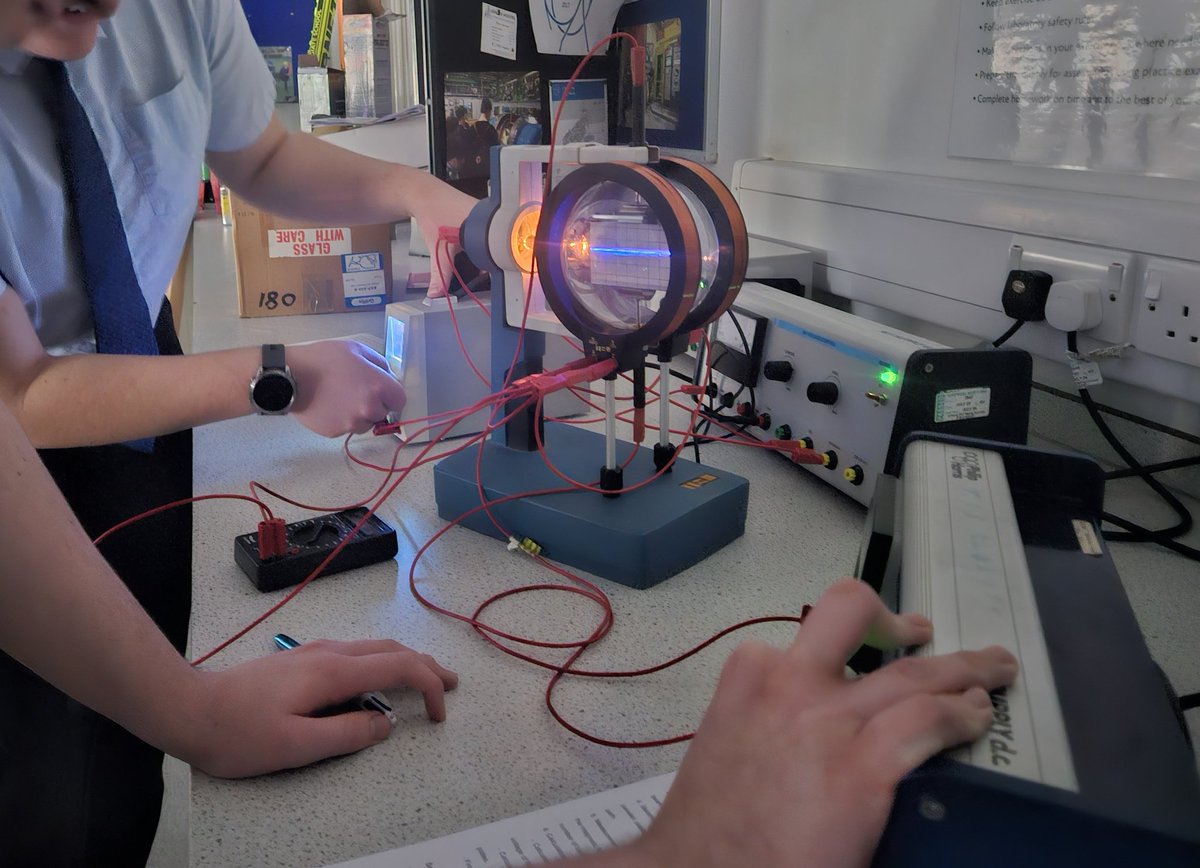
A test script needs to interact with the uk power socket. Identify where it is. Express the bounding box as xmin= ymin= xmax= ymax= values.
xmin=1009 ymin=236 xmax=1133 ymax=345
xmin=1136 ymin=257 xmax=1200 ymax=368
